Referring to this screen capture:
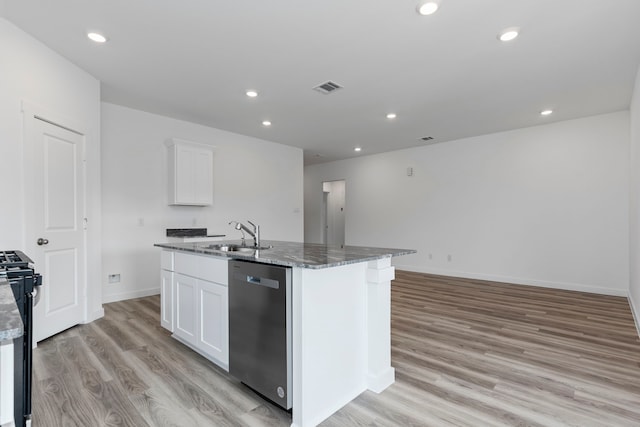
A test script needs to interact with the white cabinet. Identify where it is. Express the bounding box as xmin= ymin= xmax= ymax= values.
xmin=160 ymin=250 xmax=175 ymax=332
xmin=161 ymin=251 xmax=229 ymax=370
xmin=0 ymin=341 xmax=14 ymax=426
xmin=167 ymin=138 xmax=214 ymax=206
xmin=160 ymin=269 xmax=174 ymax=332
xmin=197 ymin=280 xmax=228 ymax=363
xmin=174 ymin=273 xmax=198 ymax=343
